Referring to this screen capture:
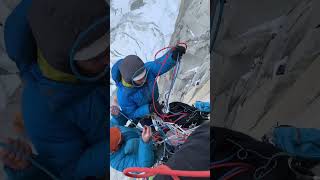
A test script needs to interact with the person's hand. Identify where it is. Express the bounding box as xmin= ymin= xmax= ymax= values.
xmin=149 ymin=101 xmax=164 ymax=114
xmin=0 ymin=138 xmax=32 ymax=170
xmin=110 ymin=105 xmax=120 ymax=116
xmin=171 ymin=45 xmax=186 ymax=61
xmin=142 ymin=126 xmax=152 ymax=143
